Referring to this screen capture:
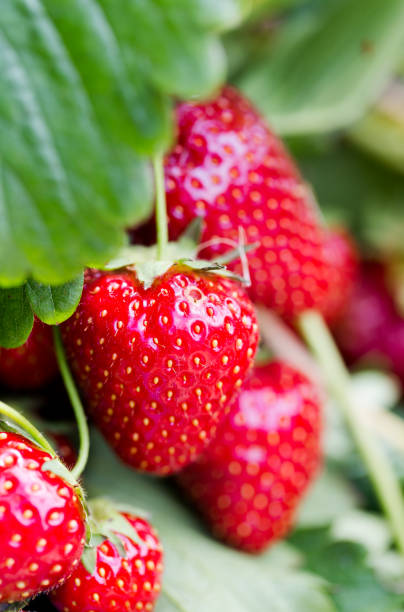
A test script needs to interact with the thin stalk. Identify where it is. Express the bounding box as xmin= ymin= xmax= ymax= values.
xmin=53 ymin=326 xmax=89 ymax=480
xmin=299 ymin=310 xmax=404 ymax=555
xmin=153 ymin=154 xmax=169 ymax=260
xmin=0 ymin=400 xmax=56 ymax=456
